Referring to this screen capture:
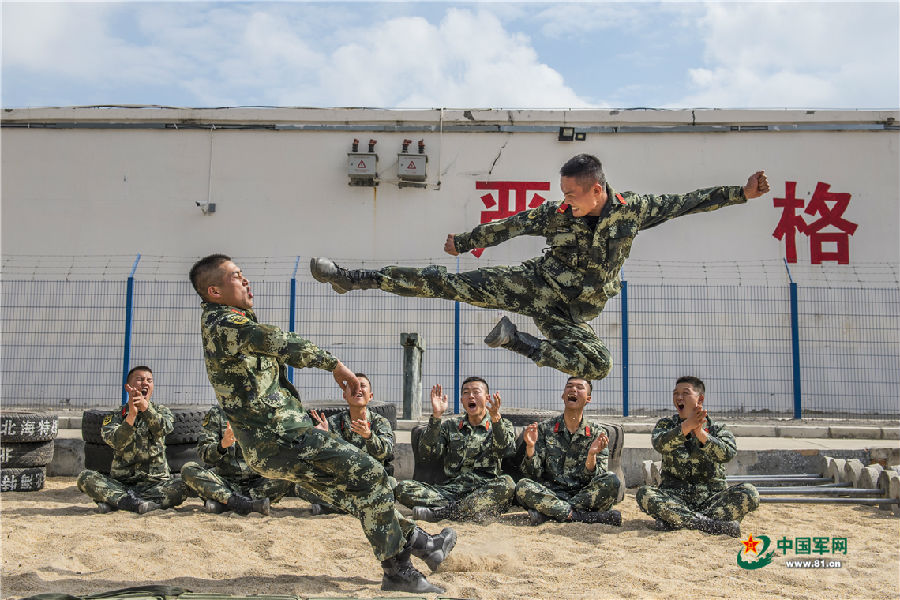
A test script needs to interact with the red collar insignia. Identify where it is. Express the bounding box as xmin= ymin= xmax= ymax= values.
xmin=616 ymin=193 xmax=626 ymax=205
xmin=557 ymin=202 xmax=569 ymax=214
